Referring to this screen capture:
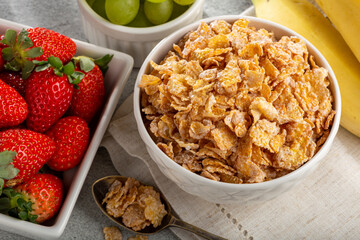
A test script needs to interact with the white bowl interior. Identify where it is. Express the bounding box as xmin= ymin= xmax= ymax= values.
xmin=133 ymin=15 xmax=341 ymax=202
